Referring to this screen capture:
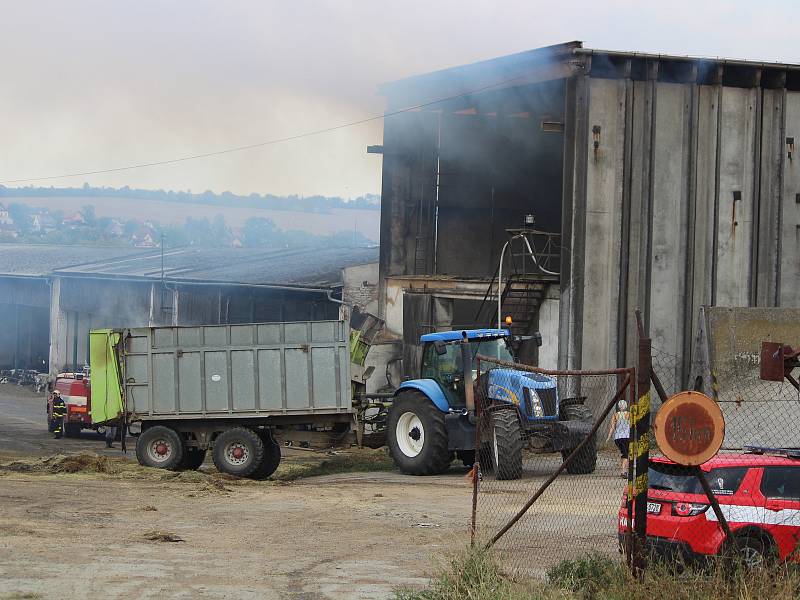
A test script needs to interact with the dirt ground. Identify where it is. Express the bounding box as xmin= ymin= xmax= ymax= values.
xmin=0 ymin=386 xmax=474 ymax=599
xmin=0 ymin=385 xmax=625 ymax=599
